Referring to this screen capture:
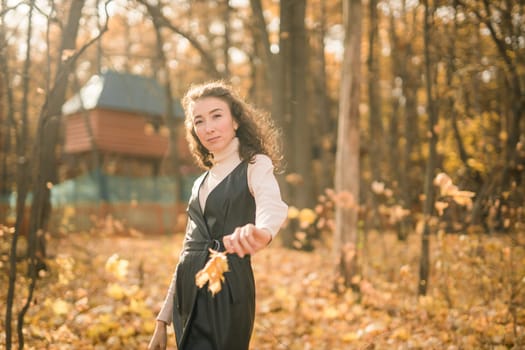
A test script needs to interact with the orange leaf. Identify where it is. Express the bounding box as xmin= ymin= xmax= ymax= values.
xmin=195 ymin=249 xmax=229 ymax=296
